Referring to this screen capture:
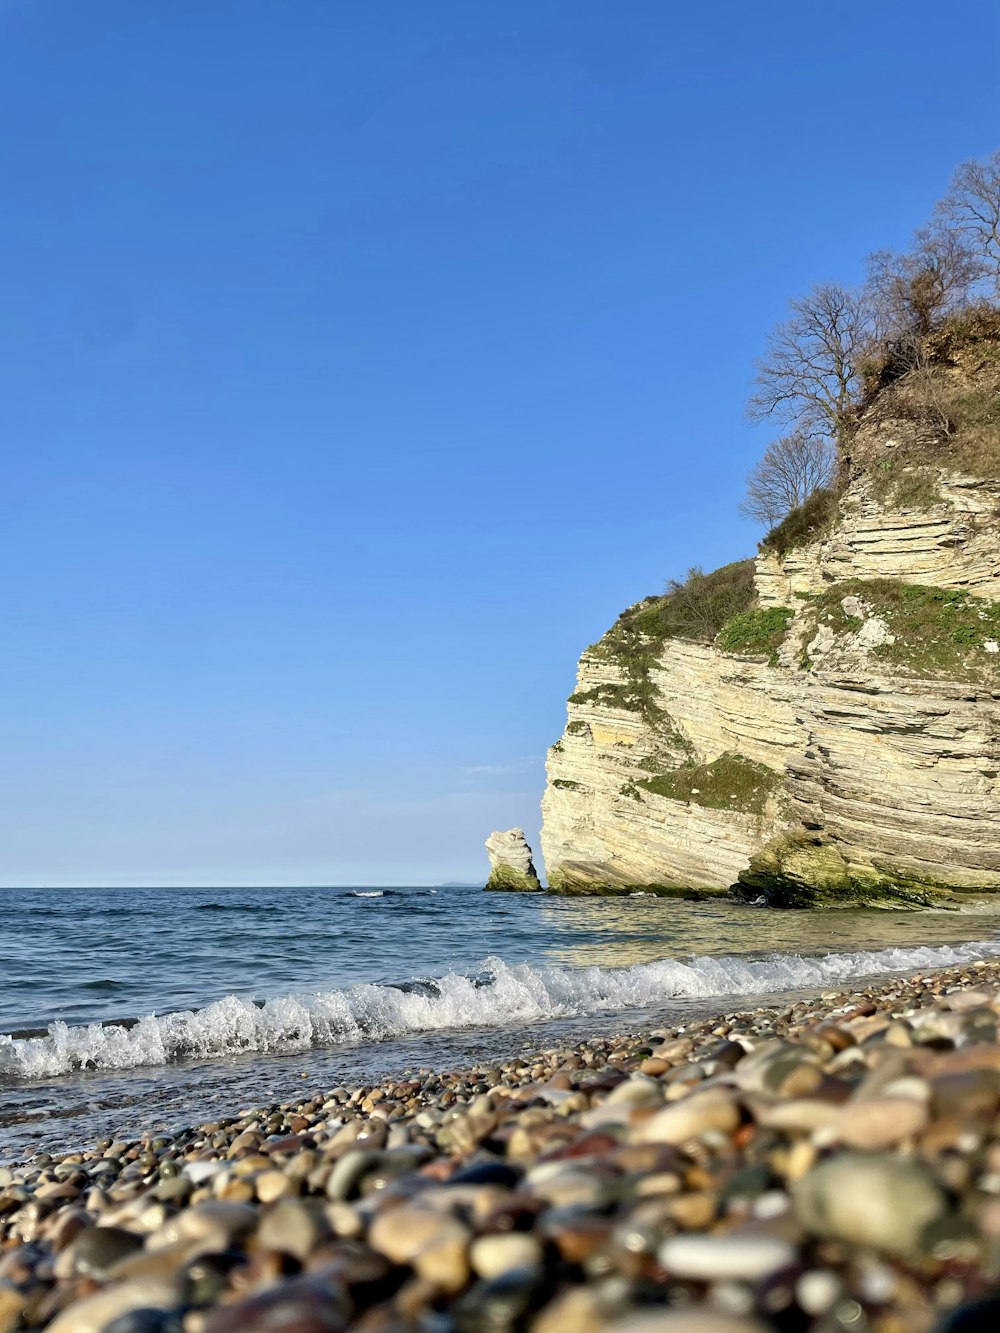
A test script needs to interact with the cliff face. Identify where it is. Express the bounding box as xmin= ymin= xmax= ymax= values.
xmin=541 ymin=328 xmax=1000 ymax=905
